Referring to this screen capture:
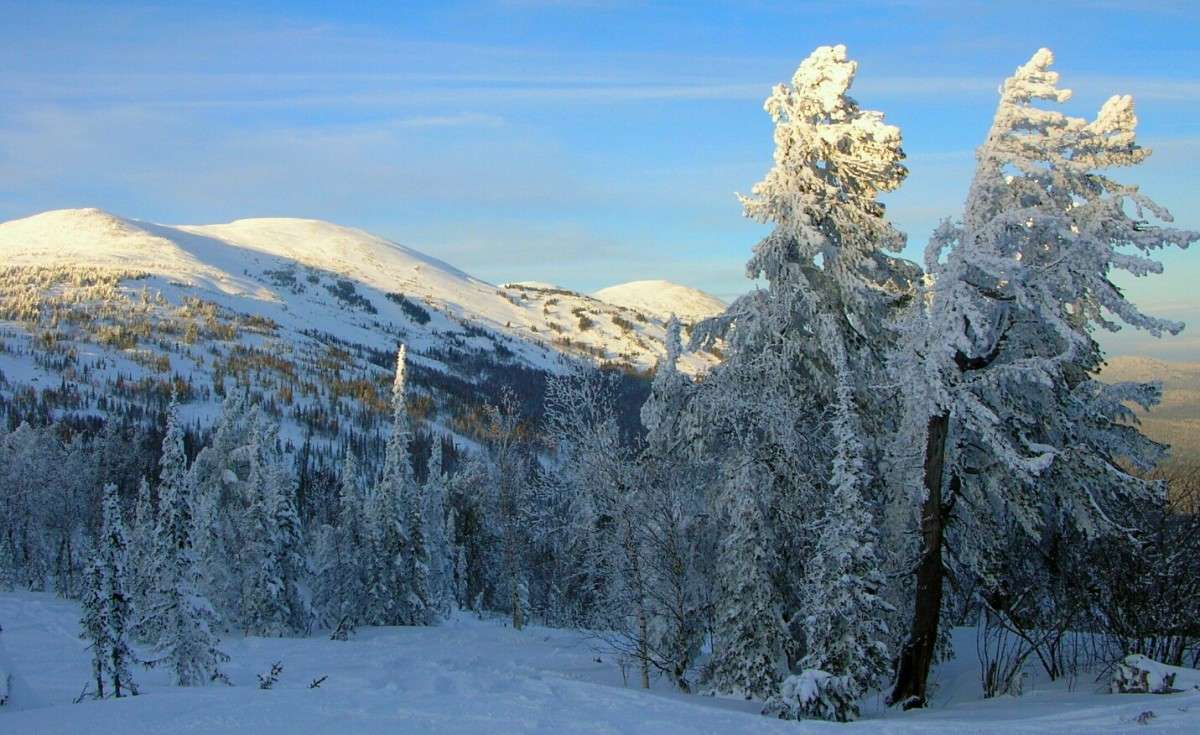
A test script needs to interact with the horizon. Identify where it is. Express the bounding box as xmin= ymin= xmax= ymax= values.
xmin=1 ymin=1 xmax=1197 ymax=360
